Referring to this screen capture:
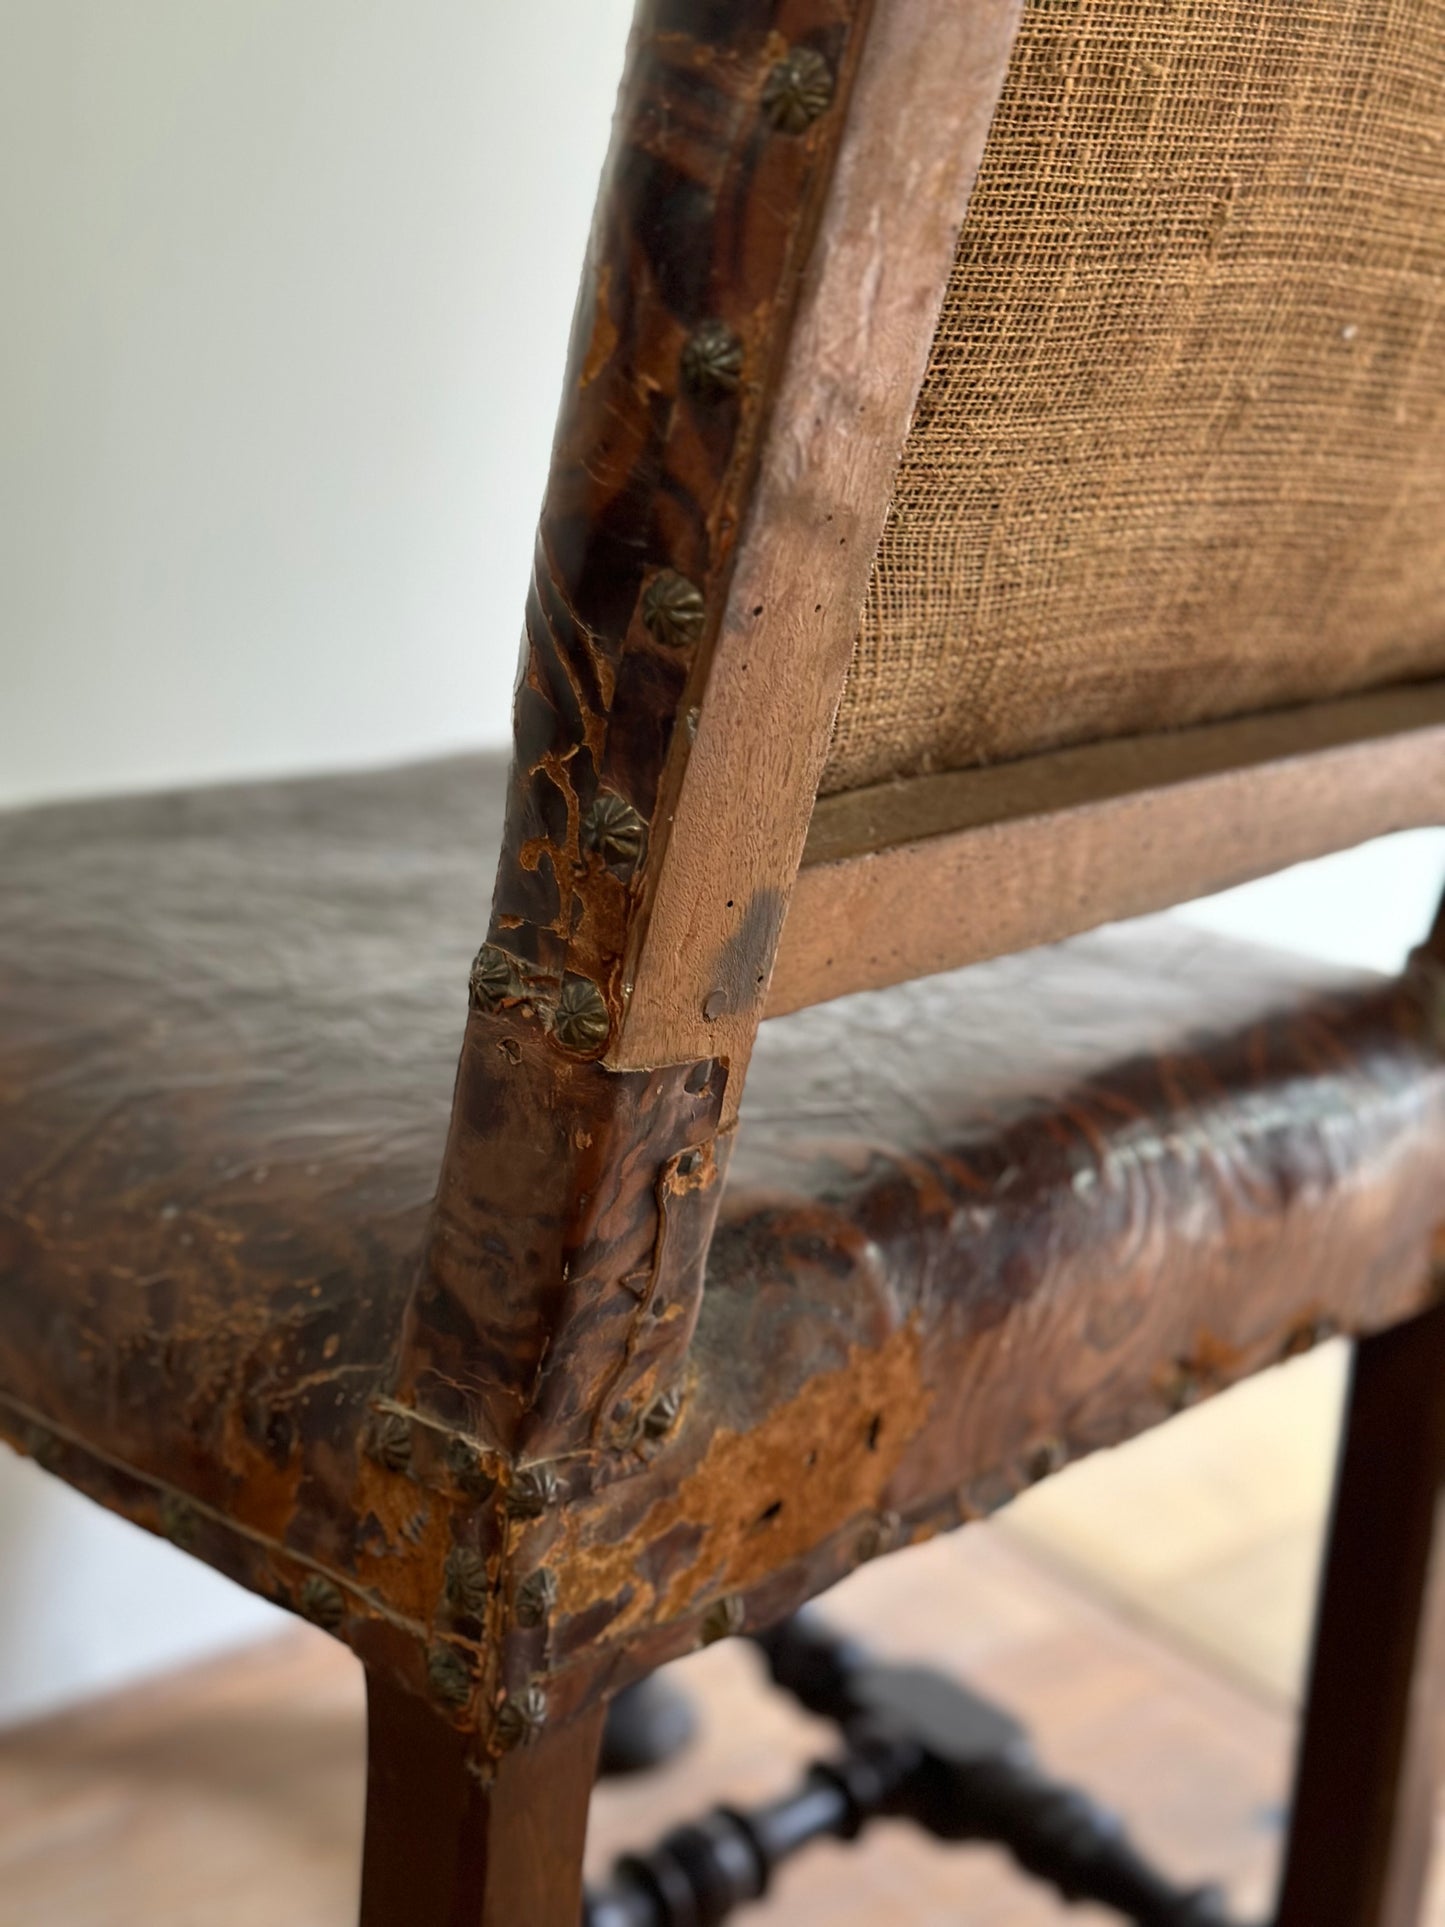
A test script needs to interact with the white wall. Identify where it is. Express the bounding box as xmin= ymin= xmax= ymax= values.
xmin=1 ymin=0 xmax=1441 ymax=1728
xmin=0 ymin=0 xmax=633 ymax=1726
xmin=1 ymin=0 xmax=634 ymax=807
